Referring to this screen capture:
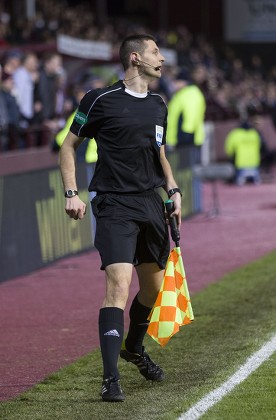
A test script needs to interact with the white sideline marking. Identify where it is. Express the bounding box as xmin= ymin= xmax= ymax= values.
xmin=179 ymin=334 xmax=276 ymax=420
